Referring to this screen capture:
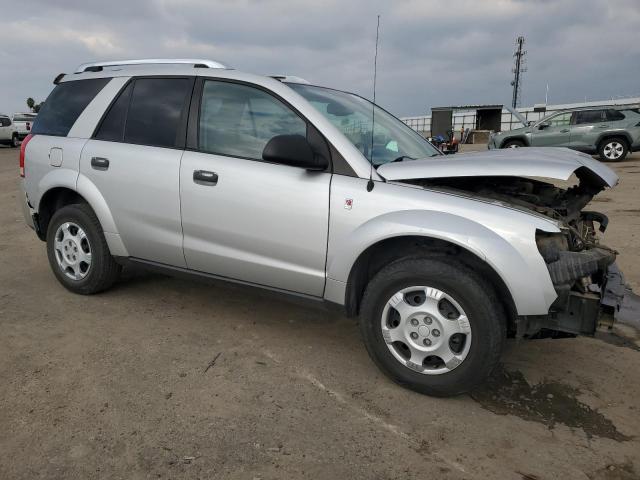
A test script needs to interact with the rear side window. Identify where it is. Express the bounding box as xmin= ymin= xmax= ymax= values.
xmin=124 ymin=78 xmax=192 ymax=148
xmin=95 ymin=82 xmax=133 ymax=142
xmin=574 ymin=110 xmax=605 ymax=125
xmin=606 ymin=109 xmax=625 ymax=121
xmin=31 ymin=78 xmax=109 ymax=136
